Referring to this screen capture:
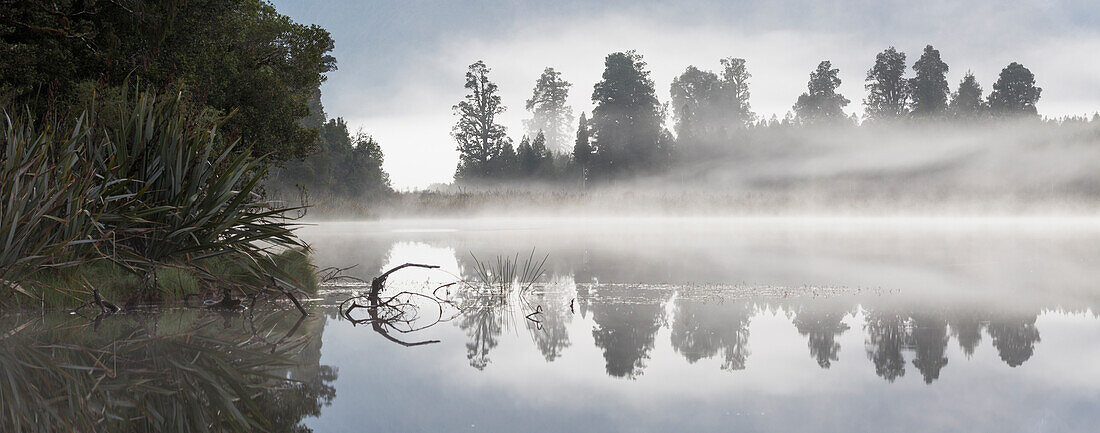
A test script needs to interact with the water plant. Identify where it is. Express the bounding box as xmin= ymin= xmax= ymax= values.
xmin=468 ymin=248 xmax=549 ymax=294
